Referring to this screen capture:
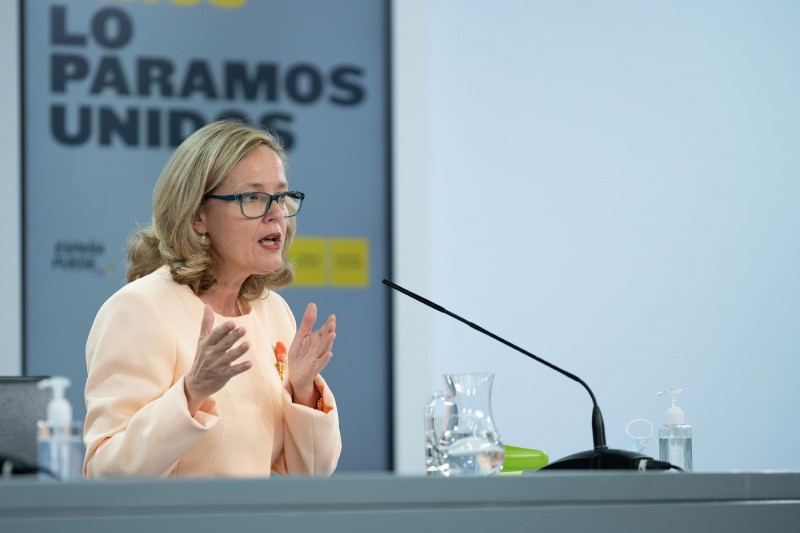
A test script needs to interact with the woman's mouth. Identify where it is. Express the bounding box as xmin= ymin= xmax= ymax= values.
xmin=258 ymin=233 xmax=282 ymax=251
